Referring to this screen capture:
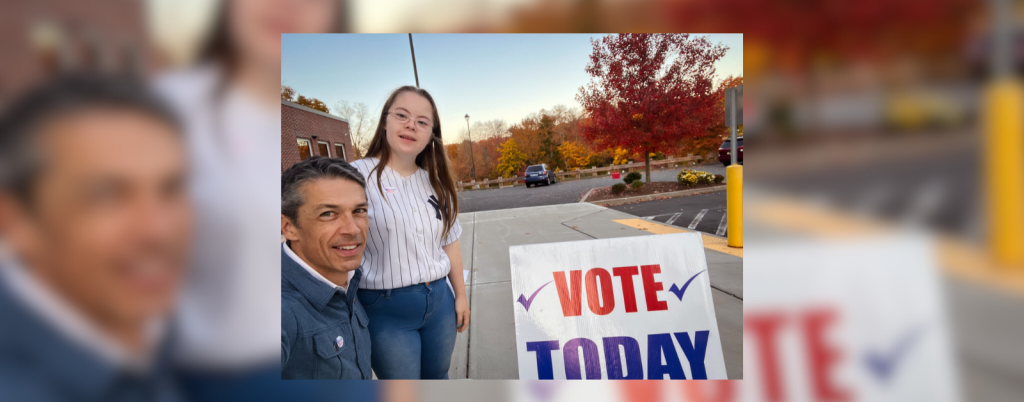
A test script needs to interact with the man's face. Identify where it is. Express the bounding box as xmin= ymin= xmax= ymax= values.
xmin=282 ymin=178 xmax=369 ymax=277
xmin=0 ymin=108 xmax=192 ymax=326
